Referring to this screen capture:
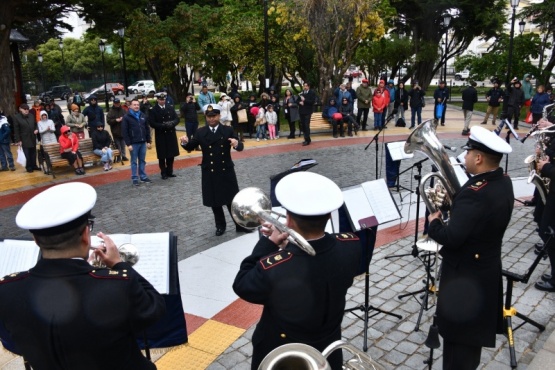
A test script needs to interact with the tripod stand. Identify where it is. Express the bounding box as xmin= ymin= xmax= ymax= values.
xmin=345 ymin=227 xmax=402 ymax=351
xmin=386 ymin=158 xmax=428 ymax=260
xmin=365 ymin=112 xmax=398 ymax=180
xmin=501 ymin=228 xmax=553 ymax=368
